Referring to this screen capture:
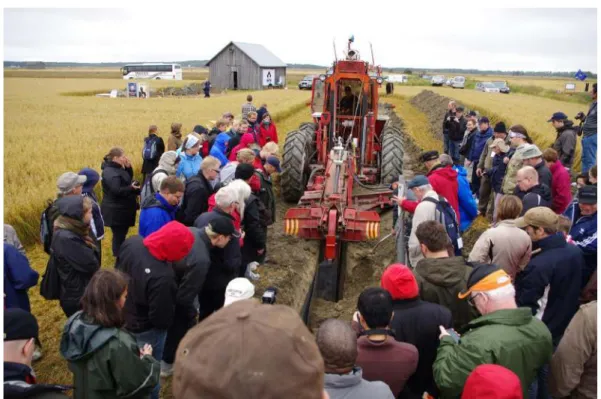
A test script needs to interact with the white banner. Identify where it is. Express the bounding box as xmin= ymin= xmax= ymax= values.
xmin=262 ymin=69 xmax=275 ymax=86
